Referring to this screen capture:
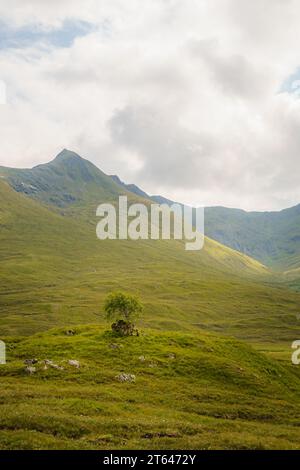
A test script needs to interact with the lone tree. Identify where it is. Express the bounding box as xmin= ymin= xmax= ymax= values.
xmin=104 ymin=292 xmax=143 ymax=336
